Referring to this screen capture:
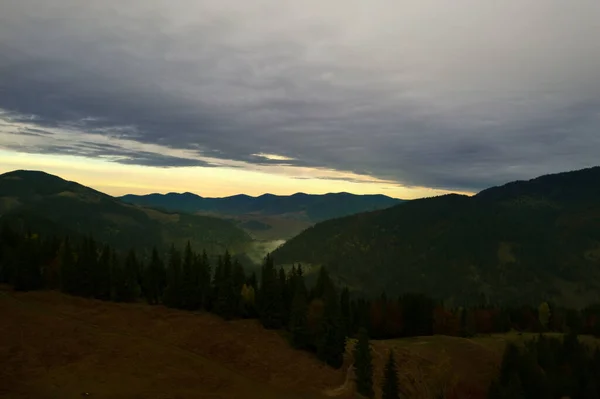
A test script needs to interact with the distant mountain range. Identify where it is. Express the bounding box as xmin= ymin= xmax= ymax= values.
xmin=273 ymin=167 xmax=600 ymax=307
xmin=0 ymin=170 xmax=251 ymax=254
xmin=119 ymin=192 xmax=403 ymax=223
